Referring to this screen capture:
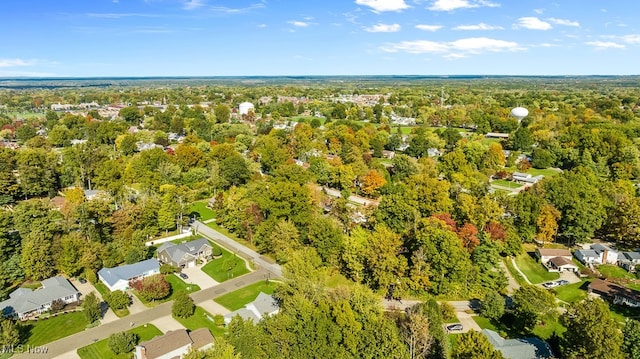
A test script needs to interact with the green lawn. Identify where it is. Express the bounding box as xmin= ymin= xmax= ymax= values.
xmin=93 ymin=282 xmax=110 ymax=297
xmin=390 ymin=126 xmax=415 ymax=135
xmin=134 ymin=275 xmax=201 ymax=307
xmin=215 ymin=281 xmax=278 ymax=311
xmin=189 ymin=201 xmax=215 ymax=221
xmin=532 ymin=316 xmax=566 ymax=340
xmin=174 ymin=306 xmax=225 ymax=337
xmin=504 ymin=258 xmax=528 ymax=287
xmin=201 ymin=244 xmax=250 ymax=282
xmin=553 ymin=281 xmax=590 ymax=303
xmin=527 ymin=168 xmax=561 ymax=177
xmin=77 ymin=324 xmax=162 ymax=359
xmin=514 ymin=253 xmax=559 ymax=284
xmin=598 ymin=264 xmax=635 ymax=280
xmin=472 ymin=316 xmax=498 ymax=331
xmin=491 ymin=179 xmax=522 ymax=189
xmin=24 ymin=311 xmax=88 ymax=346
